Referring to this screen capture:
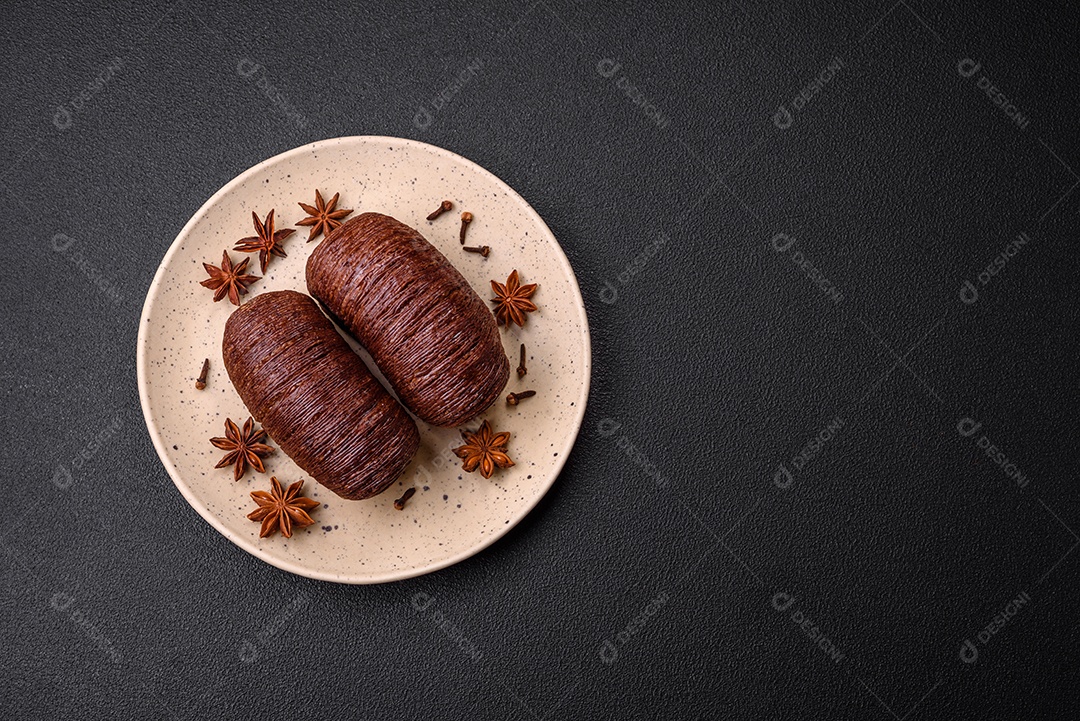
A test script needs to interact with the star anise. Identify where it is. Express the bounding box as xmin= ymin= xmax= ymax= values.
xmin=247 ymin=477 xmax=319 ymax=538
xmin=490 ymin=270 xmax=538 ymax=327
xmin=199 ymin=251 xmax=260 ymax=306
xmin=210 ymin=417 xmax=274 ymax=481
xmin=296 ymin=189 xmax=353 ymax=242
xmin=234 ymin=209 xmax=295 ymax=273
xmin=454 ymin=420 xmax=514 ymax=479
